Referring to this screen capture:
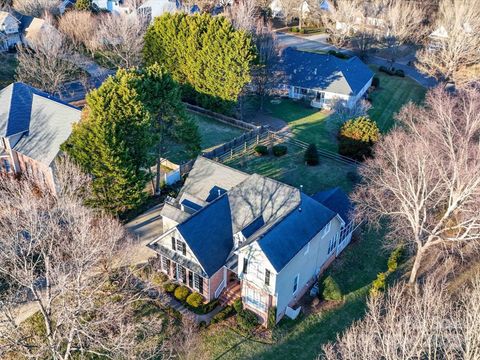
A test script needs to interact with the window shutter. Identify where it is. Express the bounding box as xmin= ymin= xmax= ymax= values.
xmin=171 ymin=237 xmax=176 ymax=250
xmin=243 ymin=258 xmax=248 ymax=274
xmin=182 ymin=242 xmax=186 ymax=256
